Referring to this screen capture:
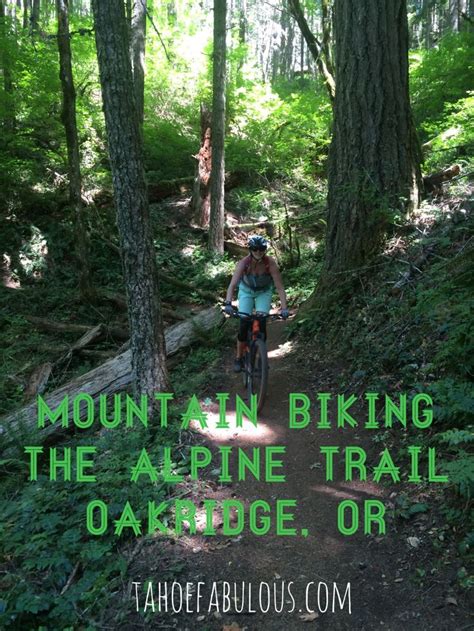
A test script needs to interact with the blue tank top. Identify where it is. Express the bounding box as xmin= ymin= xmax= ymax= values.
xmin=240 ymin=255 xmax=273 ymax=290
